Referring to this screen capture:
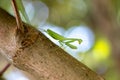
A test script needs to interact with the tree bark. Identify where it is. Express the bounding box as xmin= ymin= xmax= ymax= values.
xmin=0 ymin=8 xmax=104 ymax=80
